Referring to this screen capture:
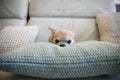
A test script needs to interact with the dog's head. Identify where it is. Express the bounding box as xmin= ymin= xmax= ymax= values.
xmin=48 ymin=27 xmax=75 ymax=47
